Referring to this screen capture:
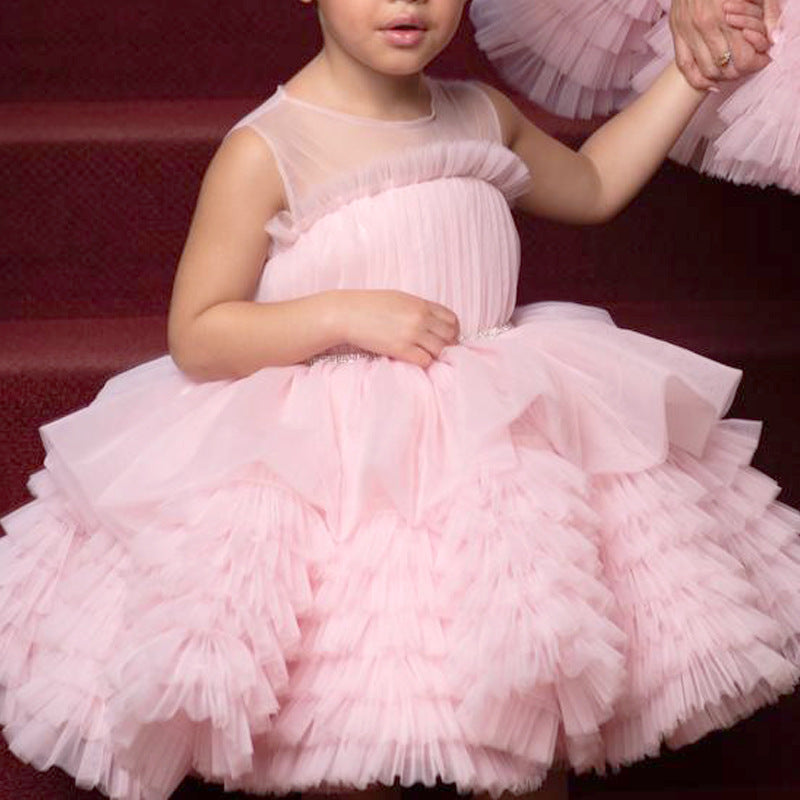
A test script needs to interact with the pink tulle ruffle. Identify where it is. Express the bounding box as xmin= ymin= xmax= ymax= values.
xmin=2 ymin=301 xmax=799 ymax=799
xmin=470 ymin=0 xmax=663 ymax=118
